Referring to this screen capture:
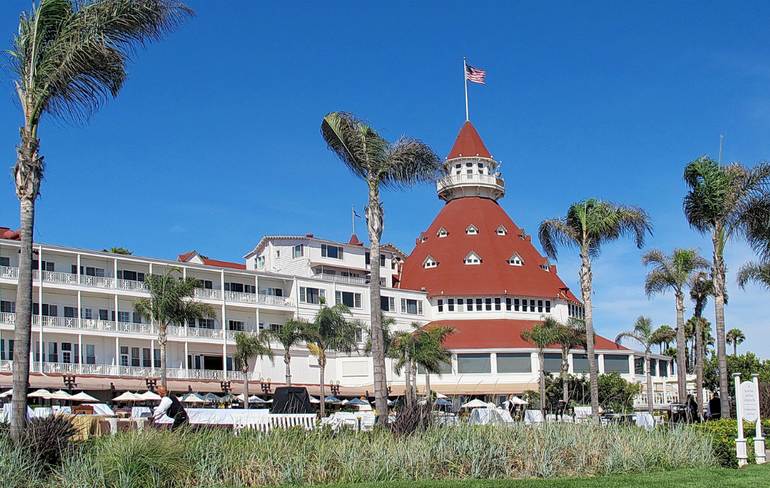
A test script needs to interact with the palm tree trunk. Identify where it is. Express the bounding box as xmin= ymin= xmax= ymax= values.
xmin=645 ymin=350 xmax=653 ymax=415
xmin=674 ymin=292 xmax=687 ymax=403
xmin=561 ymin=348 xmax=569 ymax=404
xmin=712 ymin=233 xmax=731 ymax=418
xmin=539 ymin=351 xmax=546 ymax=418
xmin=580 ymin=249 xmax=600 ymax=420
xmin=10 ymin=127 xmax=42 ymax=441
xmin=695 ymin=319 xmax=704 ymax=420
xmin=159 ymin=326 xmax=168 ymax=388
xmin=243 ymin=363 xmax=250 ymax=409
xmin=284 ymin=350 xmax=292 ymax=386
xmin=404 ymin=362 xmax=412 ymax=408
xmin=319 ymin=359 xmax=326 ymax=418
xmin=425 ymin=372 xmax=431 ymax=403
xmin=733 ymin=342 xmax=737 ymax=357
xmin=366 ymin=180 xmax=388 ymax=425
